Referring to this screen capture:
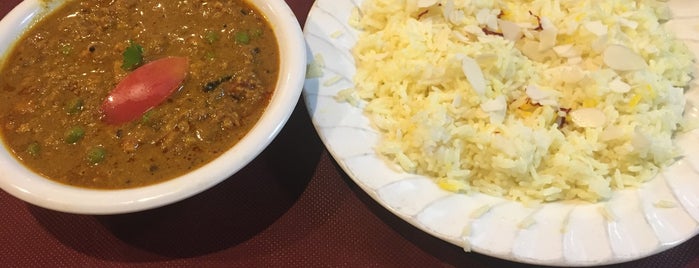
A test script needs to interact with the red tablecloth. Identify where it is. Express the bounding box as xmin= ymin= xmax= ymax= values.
xmin=1 ymin=1 xmax=699 ymax=267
